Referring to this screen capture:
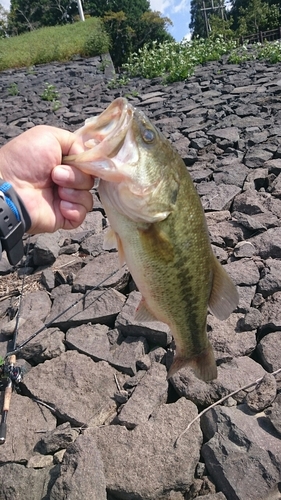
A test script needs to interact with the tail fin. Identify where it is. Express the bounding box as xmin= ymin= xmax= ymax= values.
xmin=167 ymin=342 xmax=217 ymax=382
